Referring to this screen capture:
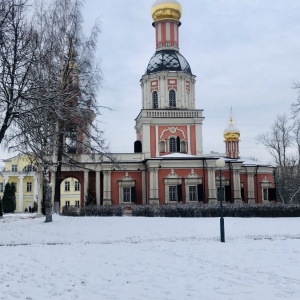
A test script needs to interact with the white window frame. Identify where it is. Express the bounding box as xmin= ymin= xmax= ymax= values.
xmin=74 ymin=181 xmax=80 ymax=191
xmin=75 ymin=200 xmax=80 ymax=208
xmin=169 ymin=186 xmax=177 ymax=202
xmin=169 ymin=137 xmax=176 ymax=152
xmin=152 ymin=91 xmax=158 ymax=109
xmin=123 ymin=187 xmax=131 ymax=203
xmin=189 ymin=186 xmax=197 ymax=202
xmin=185 ymin=171 xmax=202 ymax=203
xmin=26 ymin=182 xmax=32 ymax=192
xmin=260 ymin=177 xmax=271 ymax=202
xmin=118 ymin=173 xmax=135 ymax=204
xmin=164 ymin=170 xmax=182 ymax=203
xmin=169 ymin=89 xmax=176 ymax=107
xmin=65 ymin=201 xmax=70 ymax=207
xmin=12 ymin=165 xmax=17 ymax=172
xmin=65 ymin=181 xmax=70 ymax=192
